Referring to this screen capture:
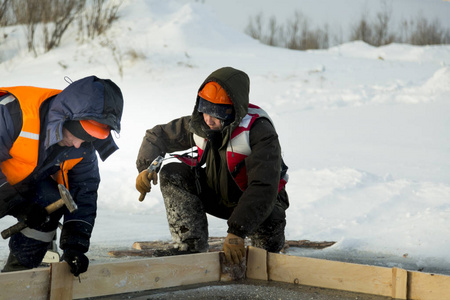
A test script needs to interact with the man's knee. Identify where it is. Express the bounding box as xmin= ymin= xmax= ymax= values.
xmin=250 ymin=220 xmax=286 ymax=253
xmin=160 ymin=162 xmax=197 ymax=195
xmin=8 ymin=232 xmax=51 ymax=269
xmin=250 ymin=202 xmax=287 ymax=253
